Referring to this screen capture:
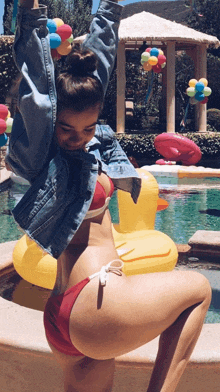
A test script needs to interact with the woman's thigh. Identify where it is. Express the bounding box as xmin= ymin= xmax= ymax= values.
xmin=69 ymin=269 xmax=211 ymax=360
